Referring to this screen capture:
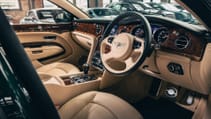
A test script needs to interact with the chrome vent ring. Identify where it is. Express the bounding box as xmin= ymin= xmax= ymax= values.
xmin=175 ymin=35 xmax=190 ymax=49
